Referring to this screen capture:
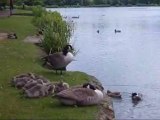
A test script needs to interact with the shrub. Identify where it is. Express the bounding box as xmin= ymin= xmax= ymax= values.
xmin=32 ymin=6 xmax=47 ymax=30
xmin=42 ymin=11 xmax=73 ymax=53
xmin=32 ymin=6 xmax=73 ymax=54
